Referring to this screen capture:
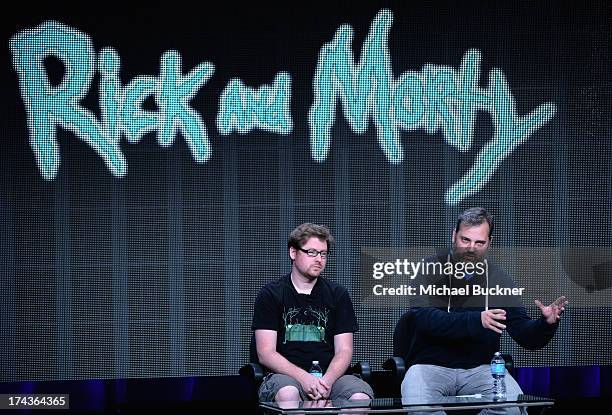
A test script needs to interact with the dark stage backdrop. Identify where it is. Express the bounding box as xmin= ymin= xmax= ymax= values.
xmin=1 ymin=0 xmax=611 ymax=382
